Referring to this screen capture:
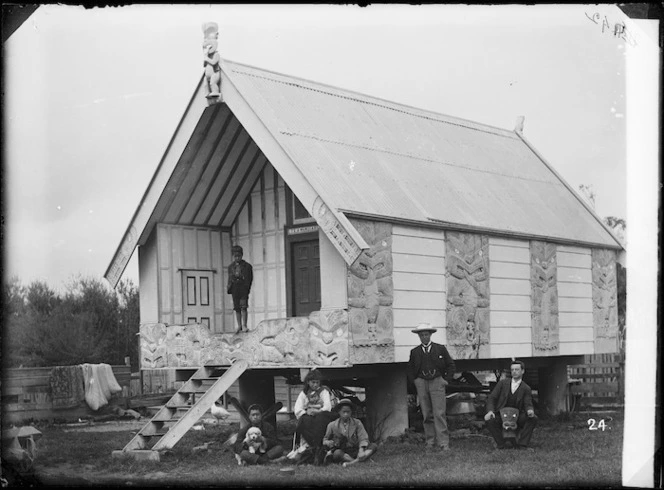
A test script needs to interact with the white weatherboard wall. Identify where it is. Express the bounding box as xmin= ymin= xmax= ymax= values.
xmin=156 ymin=224 xmax=228 ymax=332
xmin=233 ymin=163 xmax=288 ymax=326
xmin=138 ymin=231 xmax=159 ymax=324
xmin=556 ymin=245 xmax=594 ymax=355
xmin=320 ymin=229 xmax=348 ymax=310
xmin=392 ymin=226 xmax=446 ymax=363
xmin=488 ymin=237 xmax=532 ymax=358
